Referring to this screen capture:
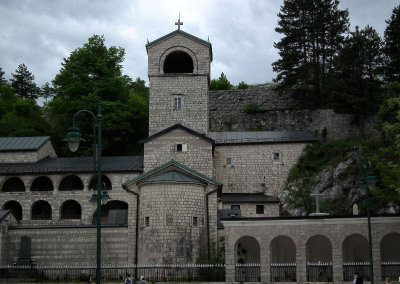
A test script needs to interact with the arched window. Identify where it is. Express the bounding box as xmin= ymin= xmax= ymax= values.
xmin=342 ymin=234 xmax=370 ymax=281
xmin=3 ymin=200 xmax=23 ymax=221
xmin=381 ymin=233 xmax=400 ymax=262
xmin=31 ymin=200 xmax=52 ymax=220
xmin=306 ymin=235 xmax=333 ymax=282
xmin=89 ymin=175 xmax=112 ymax=191
xmin=92 ymin=200 xmax=128 ymax=224
xmin=270 ymin=235 xmax=296 ymax=282
xmin=59 ymin=175 xmax=84 ymax=191
xmin=60 ymin=200 xmax=81 ymax=219
xmin=342 ymin=234 xmax=369 ymax=262
xmin=31 ymin=176 xmax=53 ymax=191
xmin=381 ymin=233 xmax=400 ymax=280
xmin=235 ymin=236 xmax=261 ymax=282
xmin=2 ymin=177 xmax=25 ymax=192
xmin=164 ymin=51 xmax=194 ymax=73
